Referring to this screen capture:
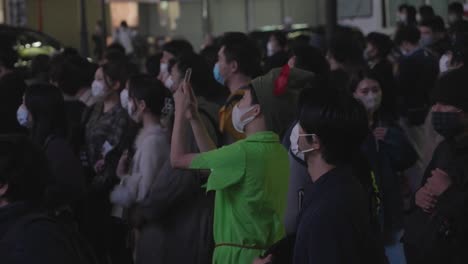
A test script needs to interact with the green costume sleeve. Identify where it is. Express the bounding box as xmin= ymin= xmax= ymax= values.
xmin=190 ymin=143 xmax=245 ymax=191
